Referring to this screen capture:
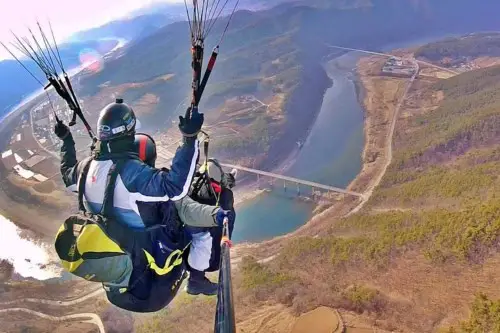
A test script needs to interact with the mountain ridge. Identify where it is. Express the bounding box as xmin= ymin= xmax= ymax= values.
xmin=76 ymin=0 xmax=500 ymax=170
